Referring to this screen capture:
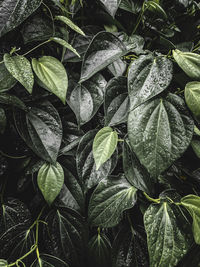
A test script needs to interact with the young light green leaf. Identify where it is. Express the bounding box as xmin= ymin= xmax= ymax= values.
xmin=144 ymin=202 xmax=191 ymax=267
xmin=88 ymin=175 xmax=137 ymax=227
xmin=93 ymin=127 xmax=118 ymax=170
xmin=128 ymin=93 xmax=194 ymax=178
xmin=4 ymin=54 xmax=34 ymax=93
xmin=0 ymin=259 xmax=8 ymax=266
xmin=0 ymin=108 xmax=6 ymax=134
xmin=37 ymin=162 xmax=64 ymax=205
xmin=173 ymin=49 xmax=200 ymax=80
xmin=181 ymin=194 xmax=200 ymax=244
xmin=50 ymin=37 xmax=80 ymax=57
xmin=185 ymin=81 xmax=200 ymax=118
xmin=55 ymin=15 xmax=85 ymax=36
xmin=32 ymin=56 xmax=68 ymax=104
